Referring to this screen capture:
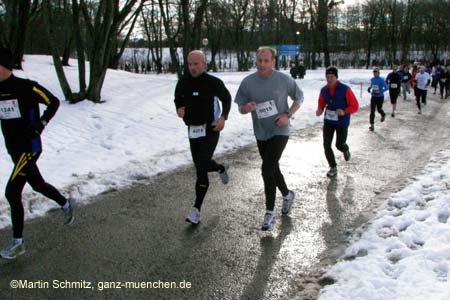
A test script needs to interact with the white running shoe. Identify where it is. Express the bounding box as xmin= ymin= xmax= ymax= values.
xmin=282 ymin=191 xmax=295 ymax=215
xmin=261 ymin=211 xmax=275 ymax=231
xmin=1 ymin=239 xmax=25 ymax=259
xmin=219 ymin=161 xmax=230 ymax=184
xmin=186 ymin=207 xmax=201 ymax=225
